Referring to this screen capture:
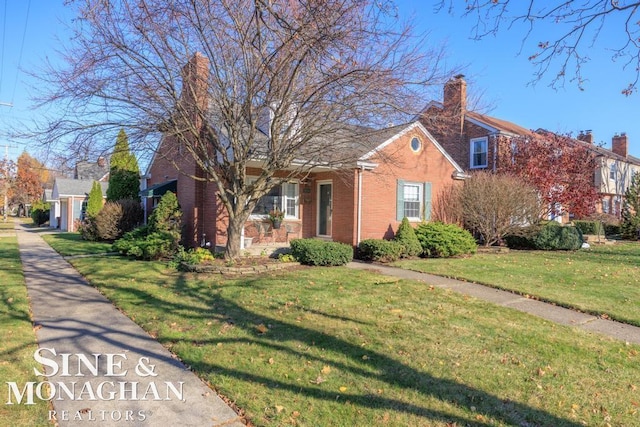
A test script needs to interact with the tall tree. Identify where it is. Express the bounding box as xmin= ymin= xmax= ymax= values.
xmin=13 ymin=152 xmax=48 ymax=214
xmin=501 ymin=132 xmax=600 ymax=219
xmin=439 ymin=1 xmax=640 ymax=93
xmin=33 ymin=0 xmax=450 ymax=258
xmin=621 ymin=172 xmax=640 ymax=239
xmin=106 ymin=129 xmax=140 ymax=201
